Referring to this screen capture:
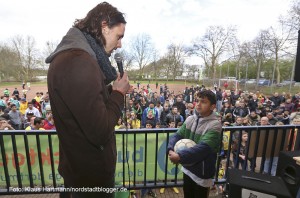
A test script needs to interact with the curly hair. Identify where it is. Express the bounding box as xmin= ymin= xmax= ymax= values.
xmin=73 ymin=2 xmax=126 ymax=45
